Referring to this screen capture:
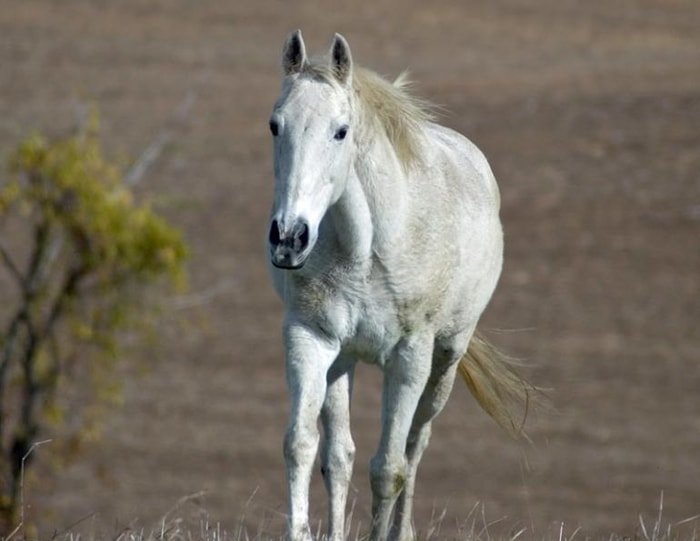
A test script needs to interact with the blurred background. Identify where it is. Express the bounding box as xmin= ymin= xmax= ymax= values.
xmin=1 ymin=0 xmax=699 ymax=538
